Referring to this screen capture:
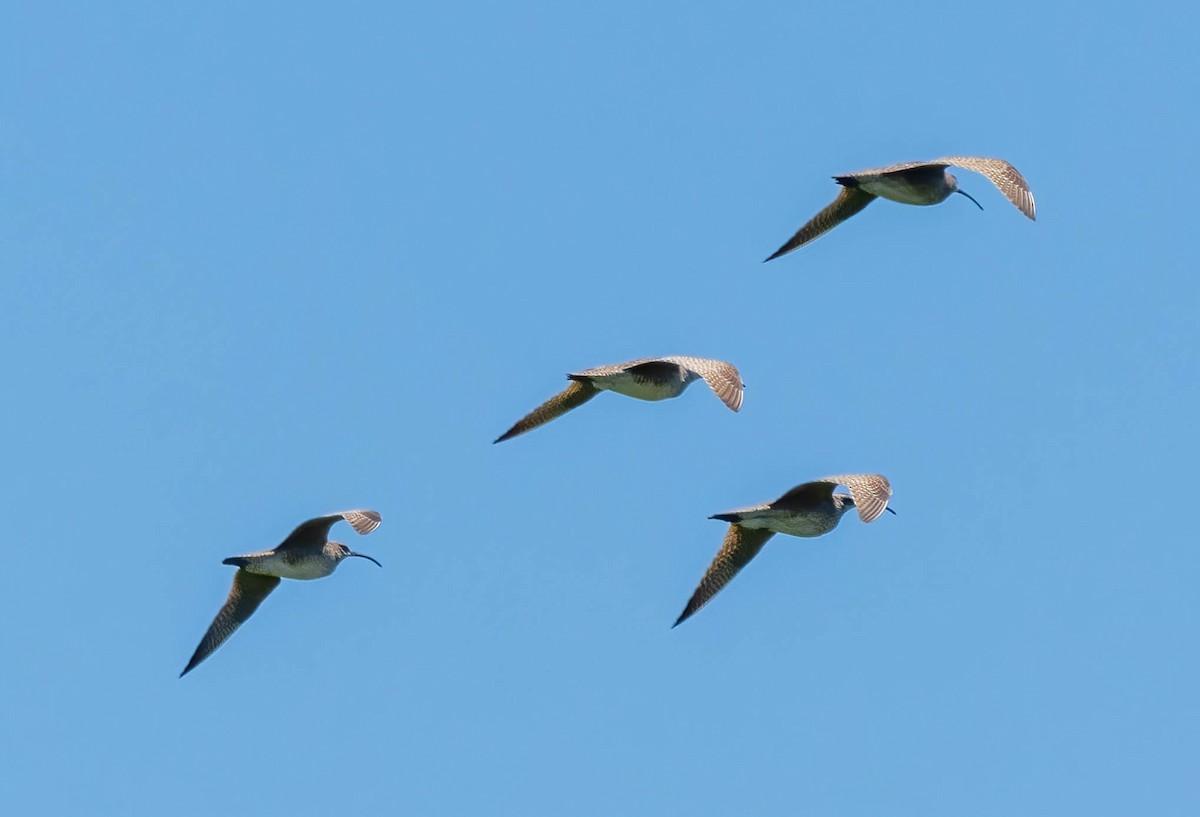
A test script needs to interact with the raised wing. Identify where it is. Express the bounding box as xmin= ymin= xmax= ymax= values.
xmin=279 ymin=510 xmax=382 ymax=550
xmin=663 ymin=356 xmax=744 ymax=412
xmin=815 ymin=474 xmax=892 ymax=523
xmin=765 ymin=186 xmax=876 ymax=261
xmin=934 ymin=156 xmax=1036 ymax=220
xmin=494 ymin=379 xmax=599 ymax=443
xmin=180 ymin=571 xmax=281 ymax=677
xmin=673 ymin=525 xmax=776 ymax=627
